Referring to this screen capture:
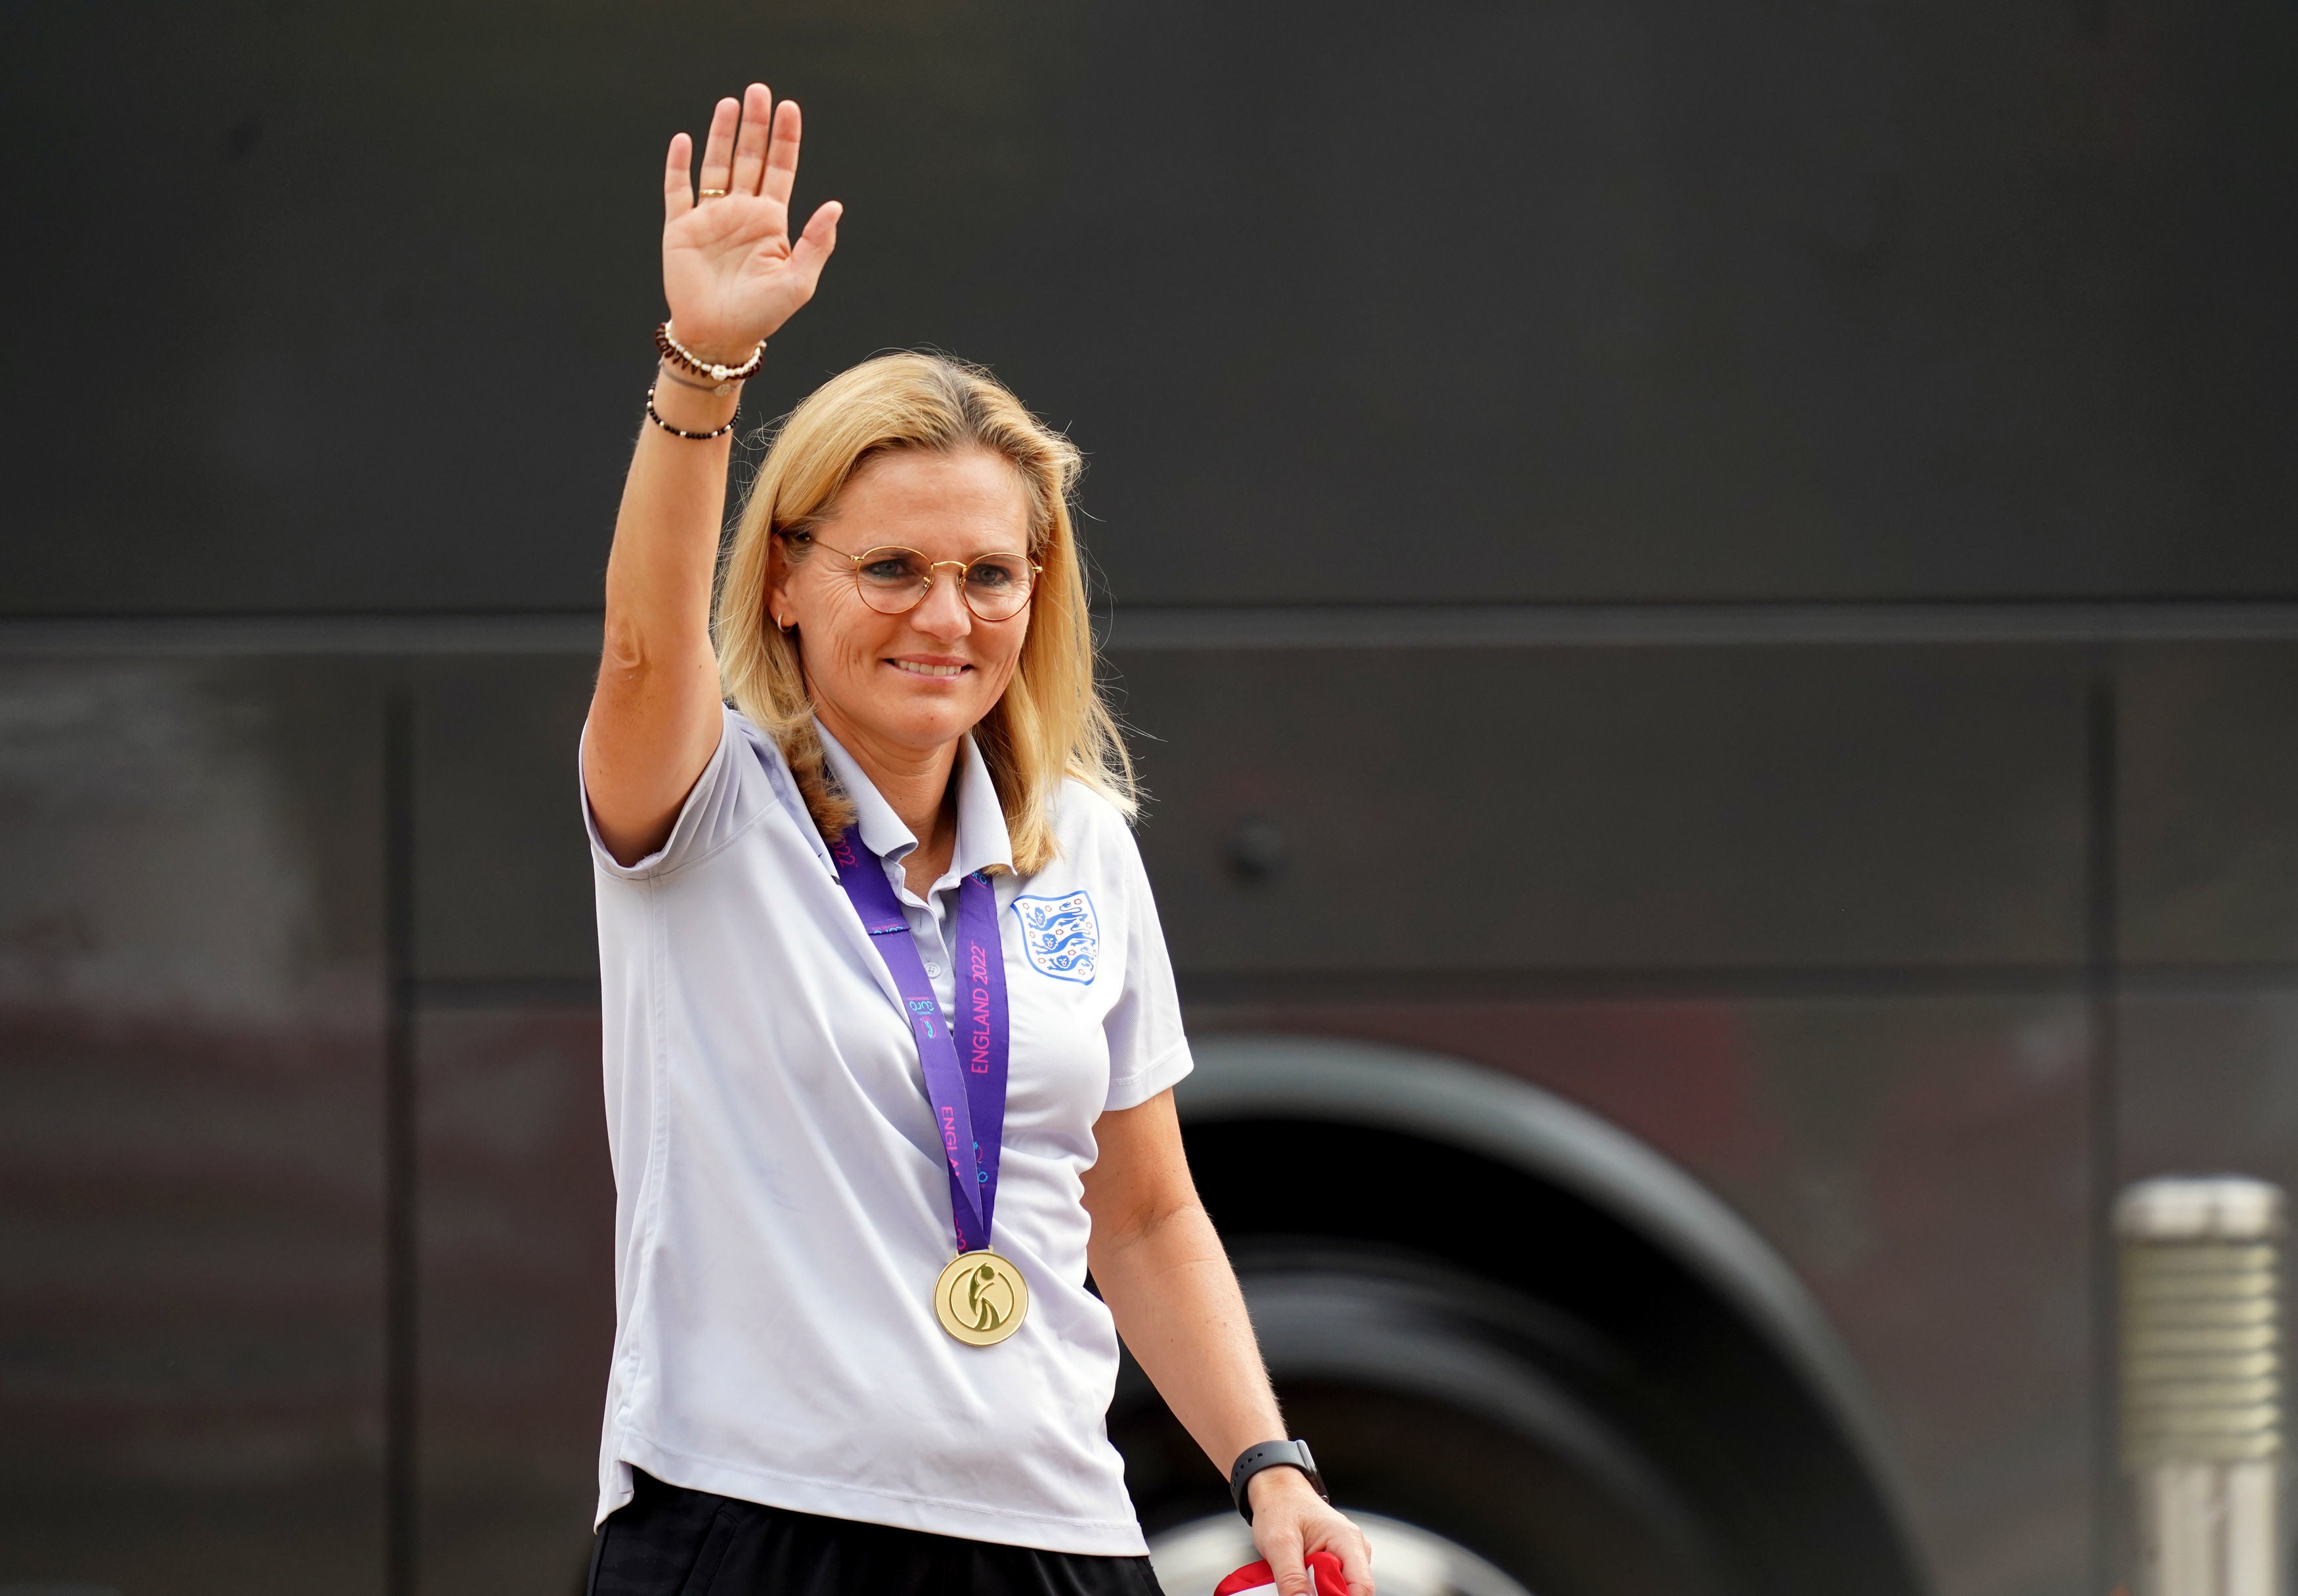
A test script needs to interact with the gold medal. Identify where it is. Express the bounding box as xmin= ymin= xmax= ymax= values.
xmin=934 ymin=1249 xmax=1028 ymax=1346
